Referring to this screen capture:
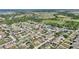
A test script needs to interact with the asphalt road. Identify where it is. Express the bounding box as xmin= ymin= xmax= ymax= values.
xmin=72 ymin=35 xmax=79 ymax=49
